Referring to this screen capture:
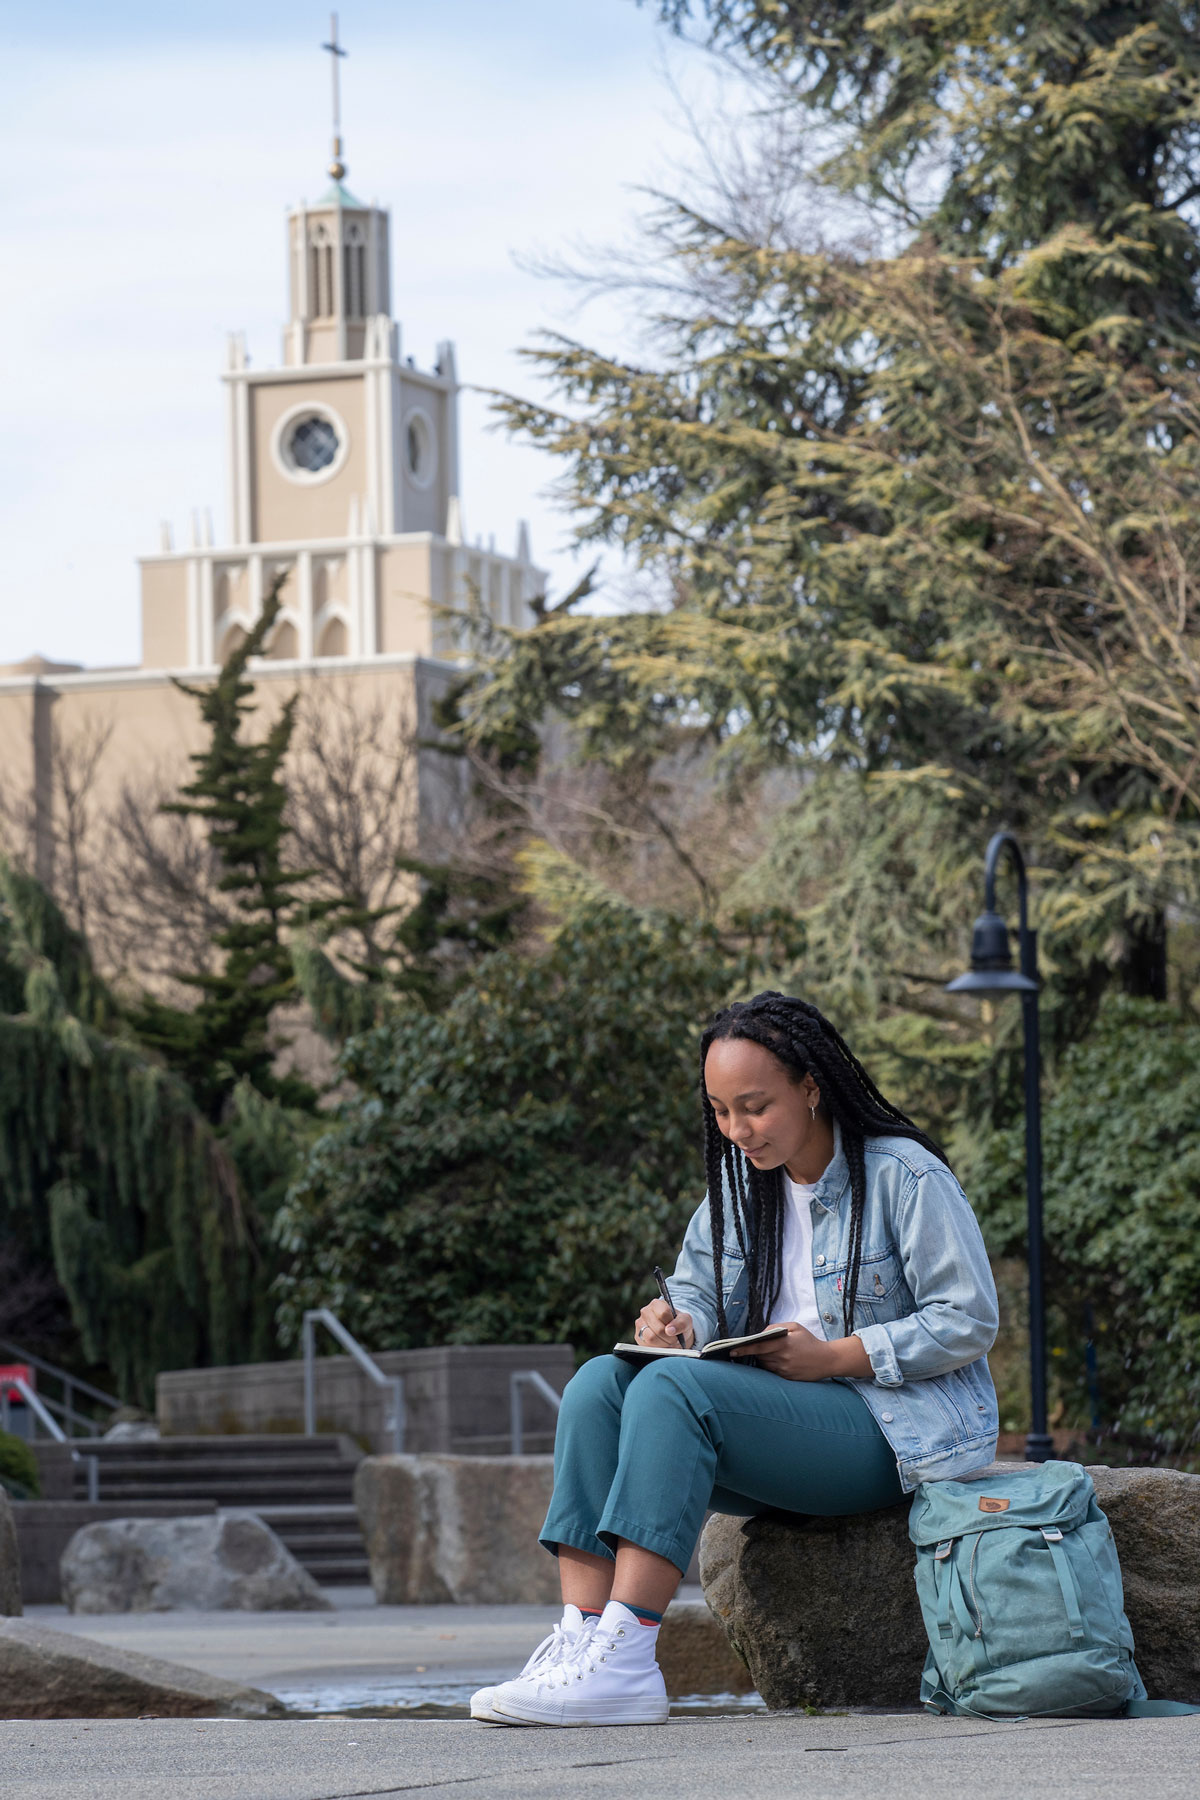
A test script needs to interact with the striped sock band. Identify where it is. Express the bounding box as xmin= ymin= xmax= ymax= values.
xmin=625 ymin=1603 xmax=663 ymax=1626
